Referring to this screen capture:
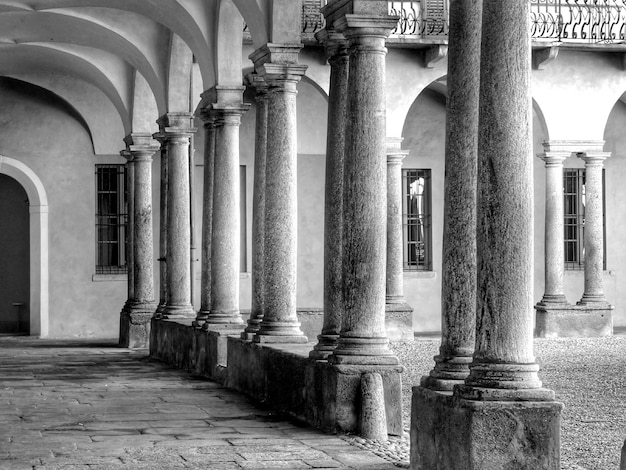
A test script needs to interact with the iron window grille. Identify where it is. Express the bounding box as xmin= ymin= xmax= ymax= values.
xmin=95 ymin=164 xmax=128 ymax=274
xmin=402 ymin=169 xmax=432 ymax=271
xmin=563 ymin=168 xmax=606 ymax=270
